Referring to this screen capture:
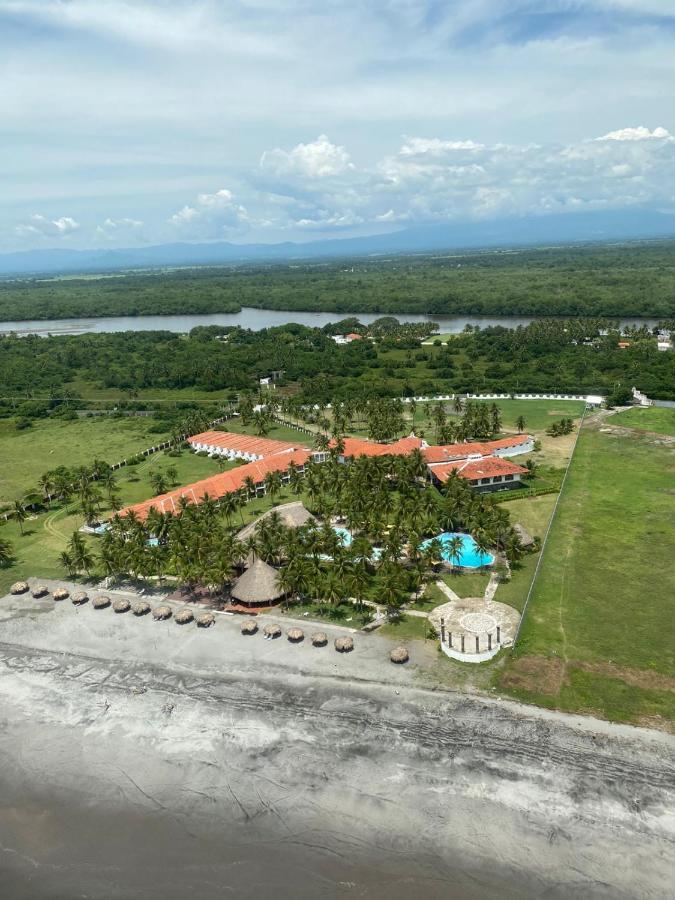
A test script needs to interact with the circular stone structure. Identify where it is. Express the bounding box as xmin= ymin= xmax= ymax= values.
xmin=460 ymin=612 xmax=498 ymax=634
